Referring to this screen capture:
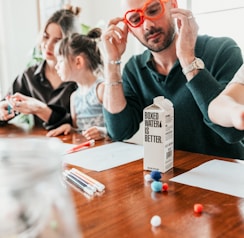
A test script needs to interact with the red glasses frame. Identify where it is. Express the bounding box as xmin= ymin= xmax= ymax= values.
xmin=124 ymin=0 xmax=168 ymax=28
